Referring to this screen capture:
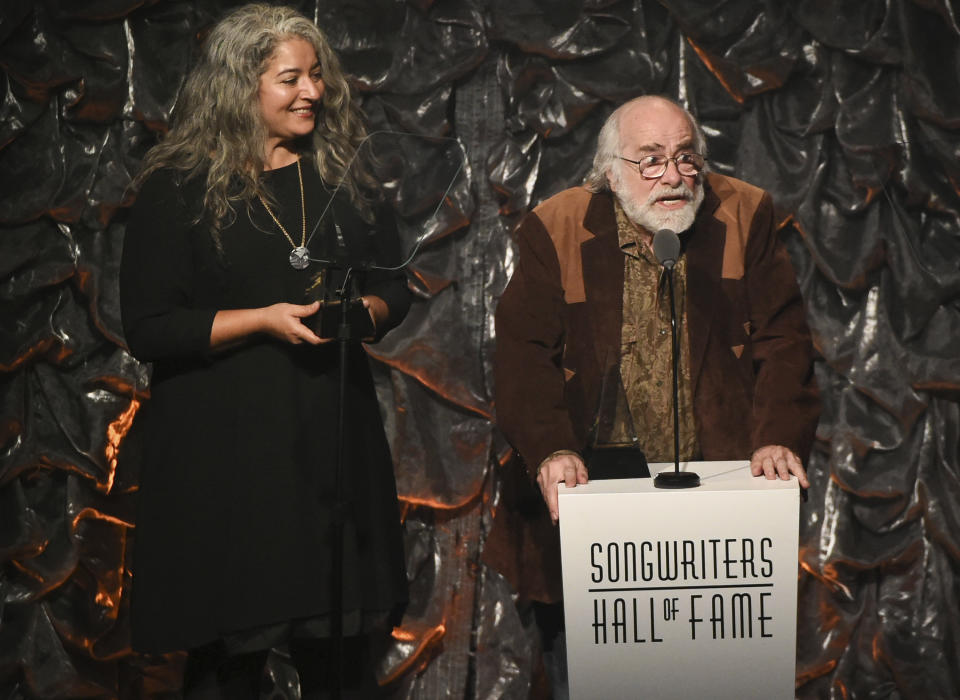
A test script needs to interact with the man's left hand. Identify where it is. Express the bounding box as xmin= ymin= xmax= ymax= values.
xmin=750 ymin=445 xmax=809 ymax=488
